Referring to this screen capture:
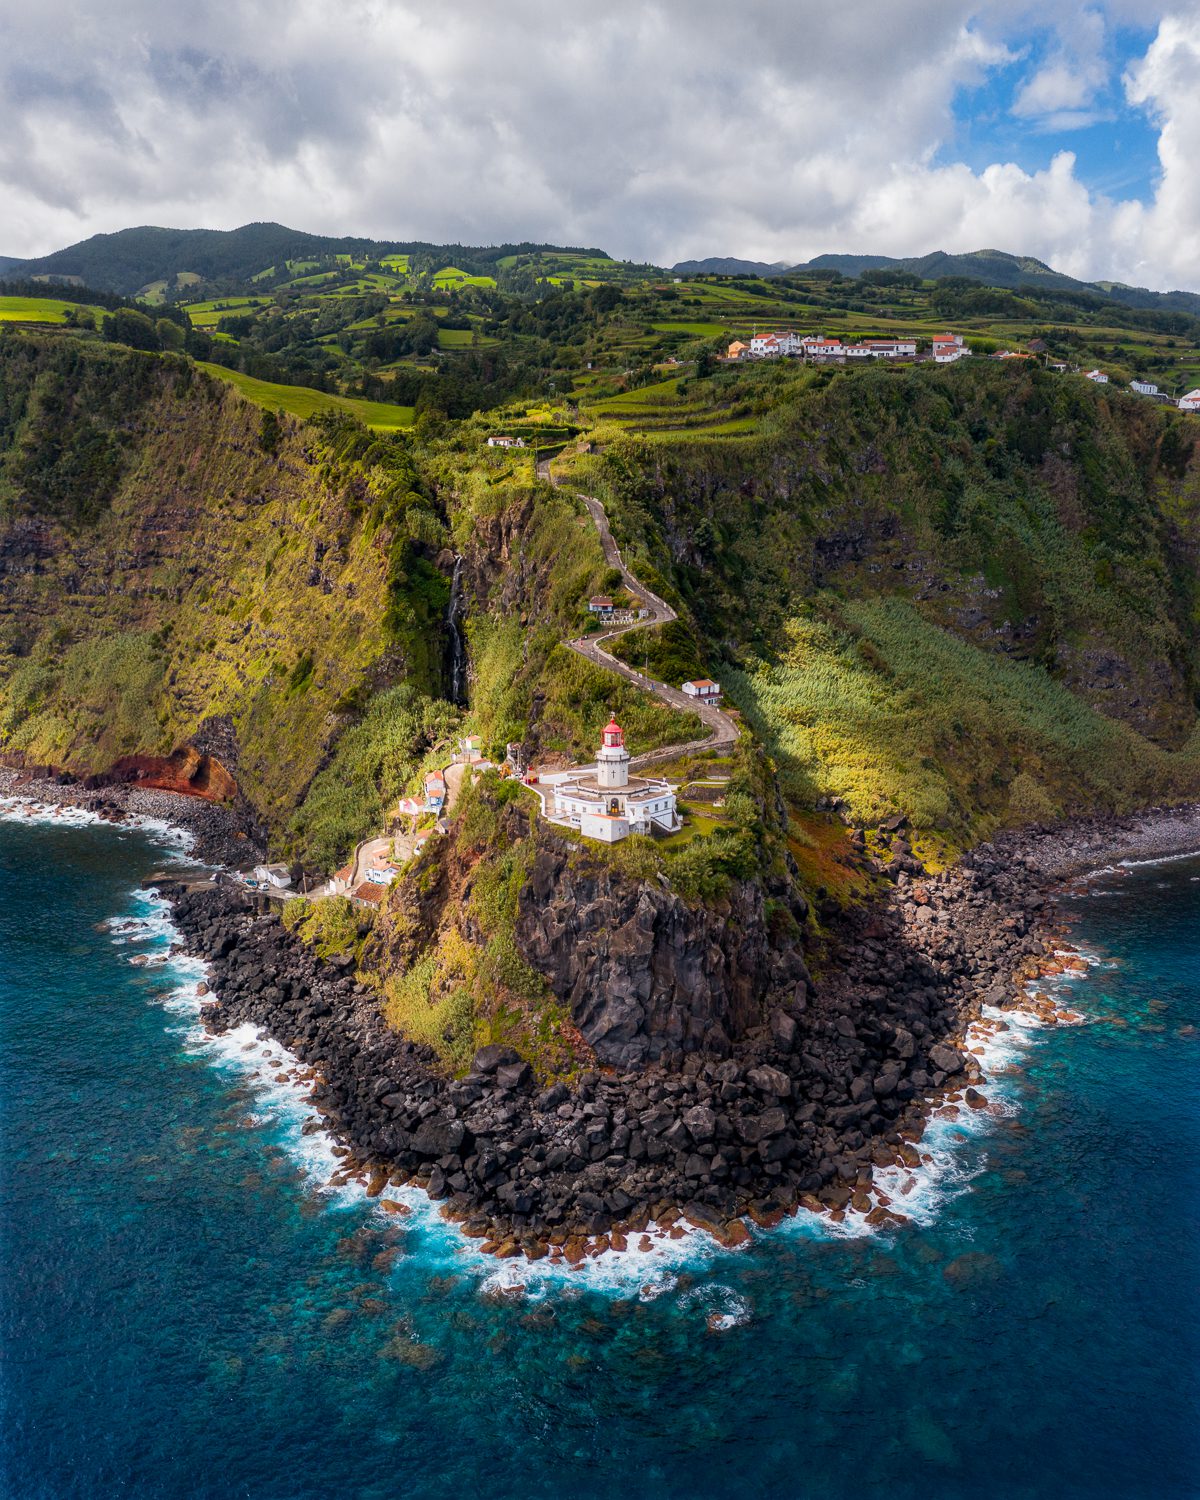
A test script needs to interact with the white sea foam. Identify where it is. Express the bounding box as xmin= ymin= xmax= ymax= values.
xmin=99 ymin=849 xmax=1100 ymax=1304
xmin=0 ymin=792 xmax=196 ymax=857
xmin=782 ymin=958 xmax=1096 ymax=1245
